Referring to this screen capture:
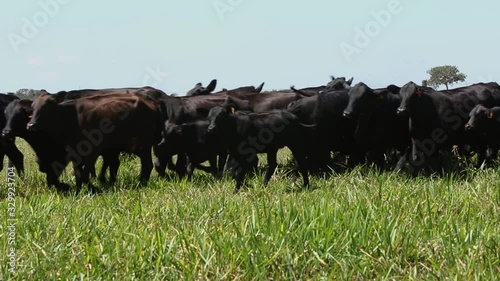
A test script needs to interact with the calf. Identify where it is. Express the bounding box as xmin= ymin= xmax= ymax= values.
xmin=158 ymin=120 xmax=227 ymax=179
xmin=207 ymin=106 xmax=310 ymax=192
xmin=27 ymin=93 xmax=164 ymax=190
